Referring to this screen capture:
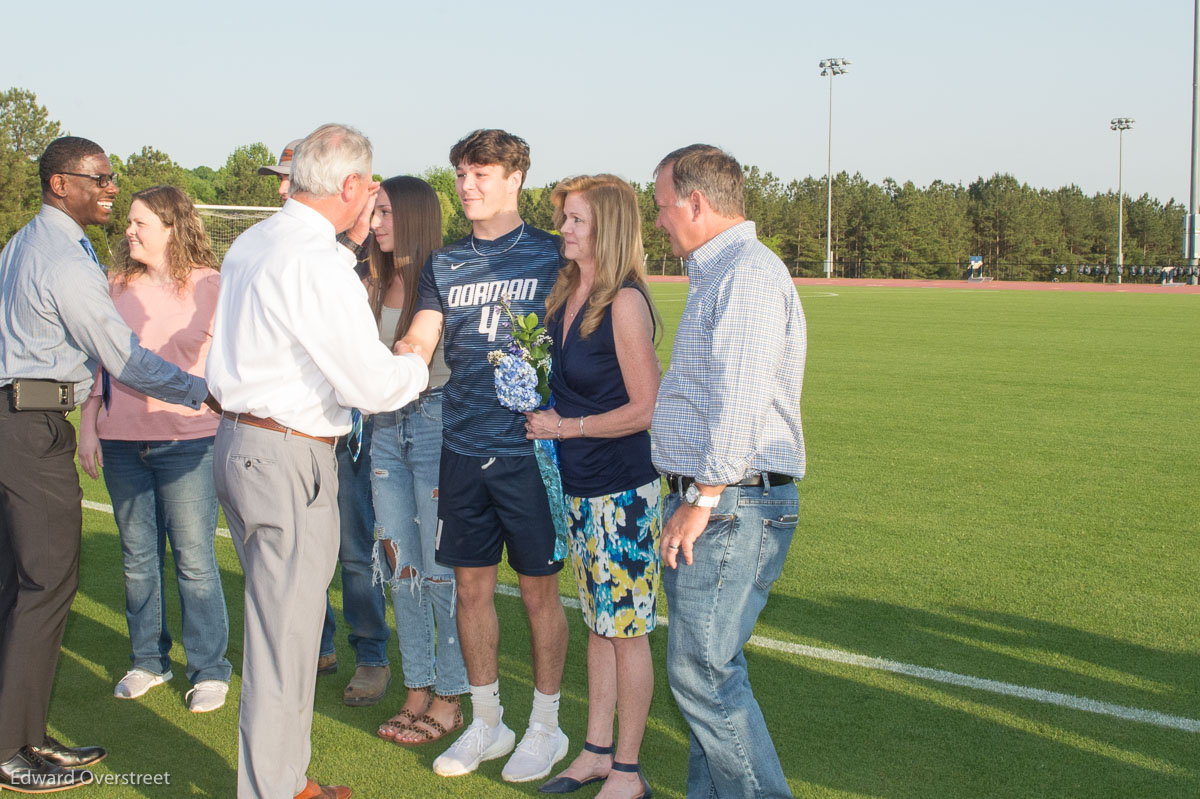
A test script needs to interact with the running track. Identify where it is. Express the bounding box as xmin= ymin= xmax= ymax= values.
xmin=650 ymin=275 xmax=1200 ymax=293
